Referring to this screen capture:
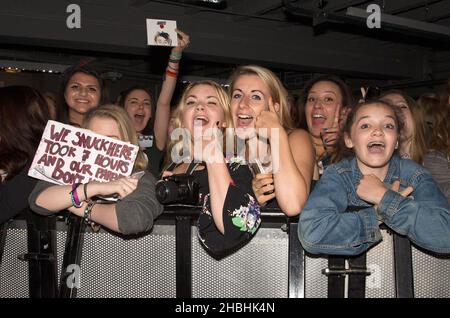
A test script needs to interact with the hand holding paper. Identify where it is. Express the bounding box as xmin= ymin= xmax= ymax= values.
xmin=147 ymin=19 xmax=178 ymax=47
xmin=28 ymin=120 xmax=139 ymax=185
